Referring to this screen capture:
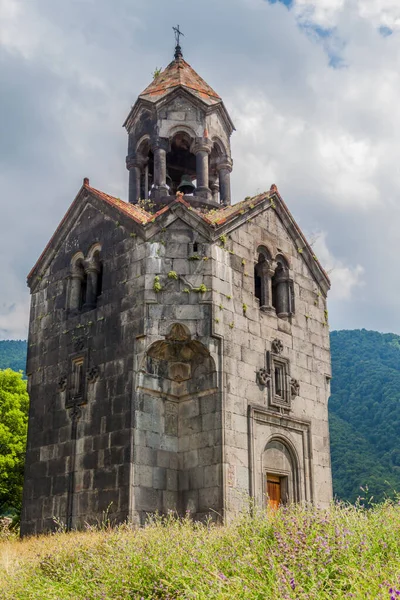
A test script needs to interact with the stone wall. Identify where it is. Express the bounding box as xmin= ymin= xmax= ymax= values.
xmin=22 ymin=202 xmax=140 ymax=534
xmin=209 ymin=206 xmax=332 ymax=512
xmin=22 ymin=194 xmax=332 ymax=535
